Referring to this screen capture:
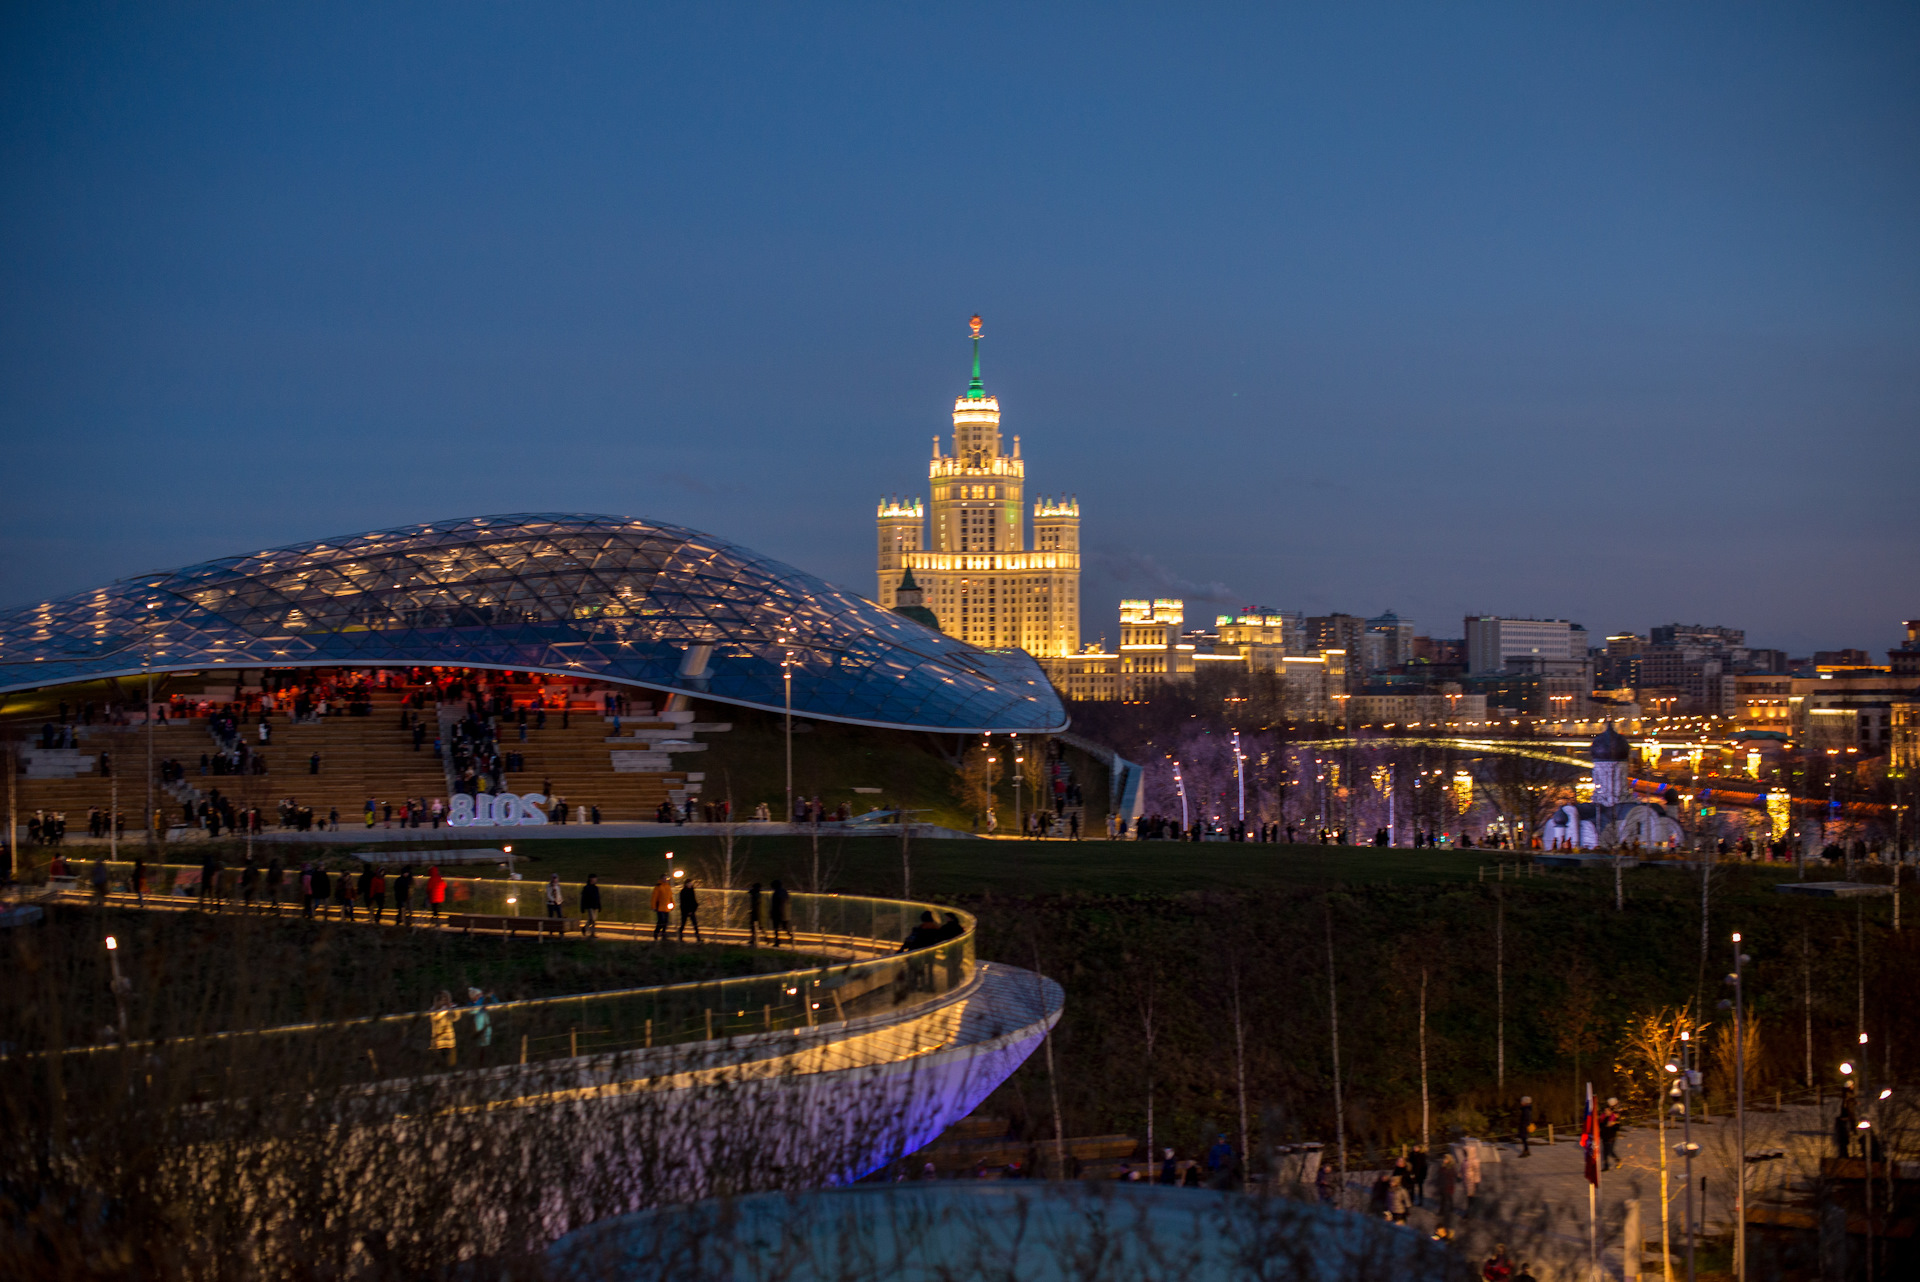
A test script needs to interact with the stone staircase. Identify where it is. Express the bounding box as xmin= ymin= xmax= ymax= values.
xmin=494 ymin=696 xmax=729 ymax=821
xmin=2 ymin=718 xmax=222 ymax=833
